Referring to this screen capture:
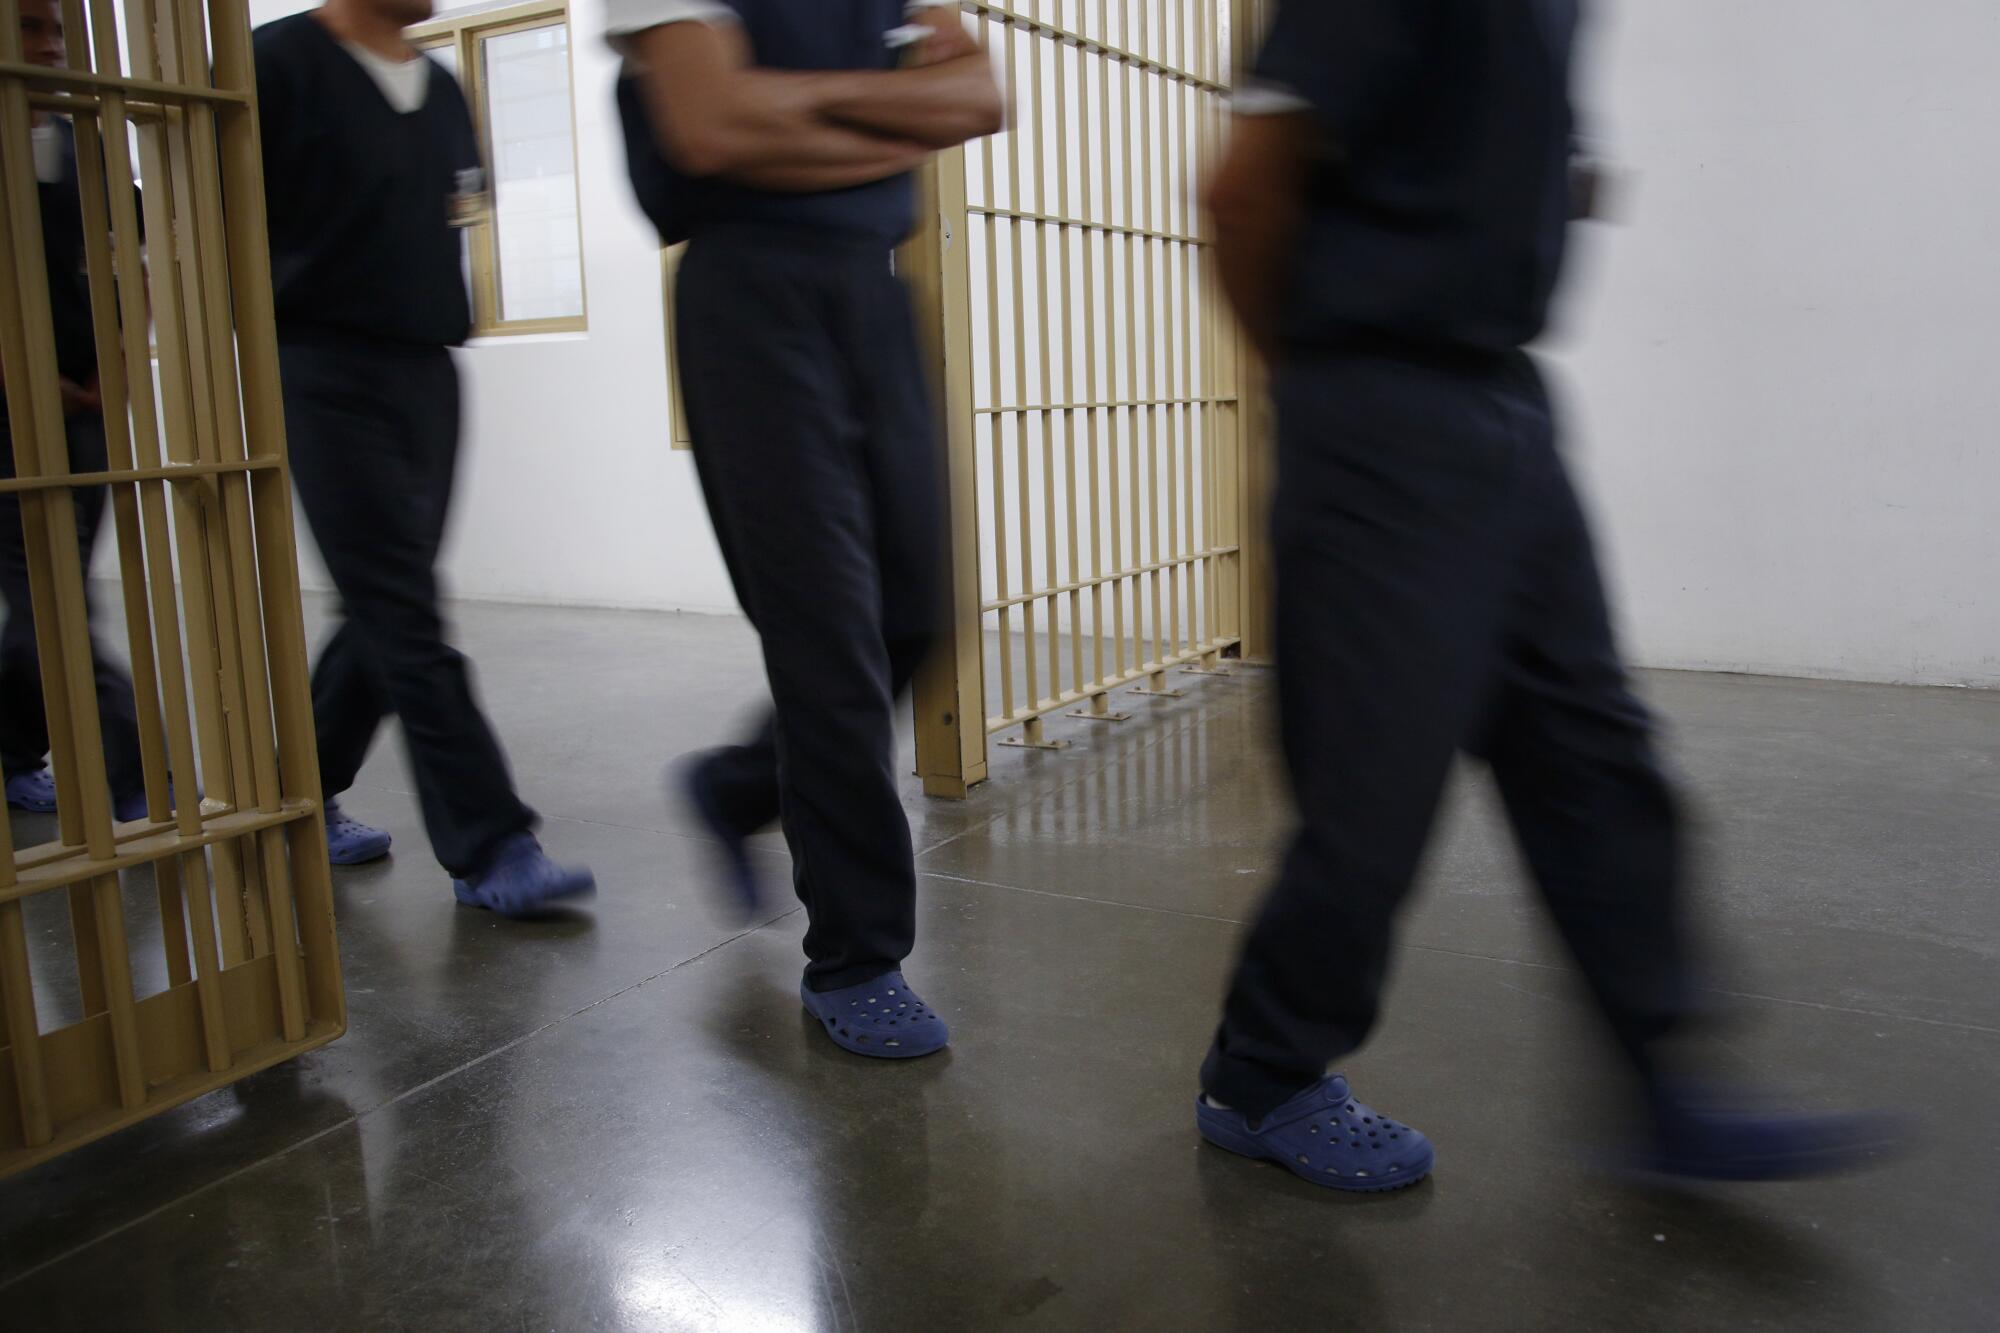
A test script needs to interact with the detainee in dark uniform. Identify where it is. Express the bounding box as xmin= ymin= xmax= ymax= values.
xmin=609 ymin=0 xmax=1000 ymax=1057
xmin=254 ymin=0 xmax=593 ymax=913
xmin=1 ymin=0 xmax=147 ymax=821
xmin=1193 ymin=0 xmax=1894 ymax=1190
